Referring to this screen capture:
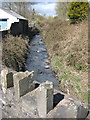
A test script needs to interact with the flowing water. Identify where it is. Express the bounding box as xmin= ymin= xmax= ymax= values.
xmin=26 ymin=35 xmax=60 ymax=90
